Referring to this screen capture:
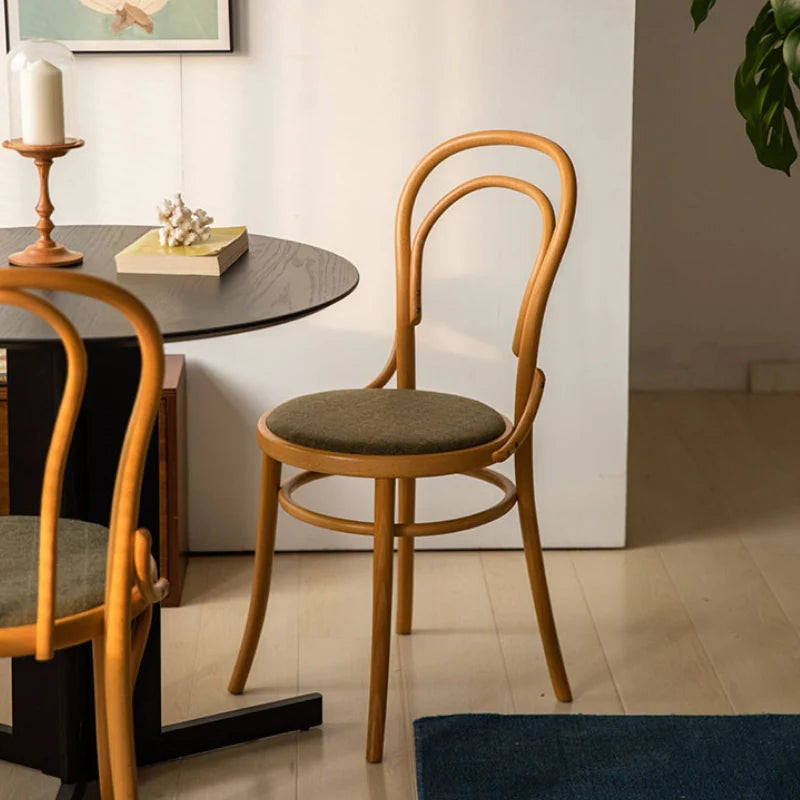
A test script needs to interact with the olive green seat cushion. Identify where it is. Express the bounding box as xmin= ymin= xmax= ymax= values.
xmin=0 ymin=516 xmax=108 ymax=628
xmin=267 ymin=389 xmax=507 ymax=455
